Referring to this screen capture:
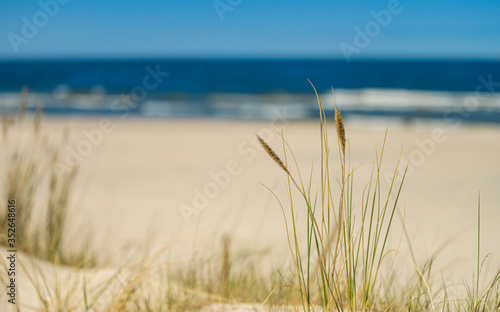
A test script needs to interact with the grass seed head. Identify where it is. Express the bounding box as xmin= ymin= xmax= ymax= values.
xmin=256 ymin=135 xmax=289 ymax=175
xmin=335 ymin=105 xmax=346 ymax=155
